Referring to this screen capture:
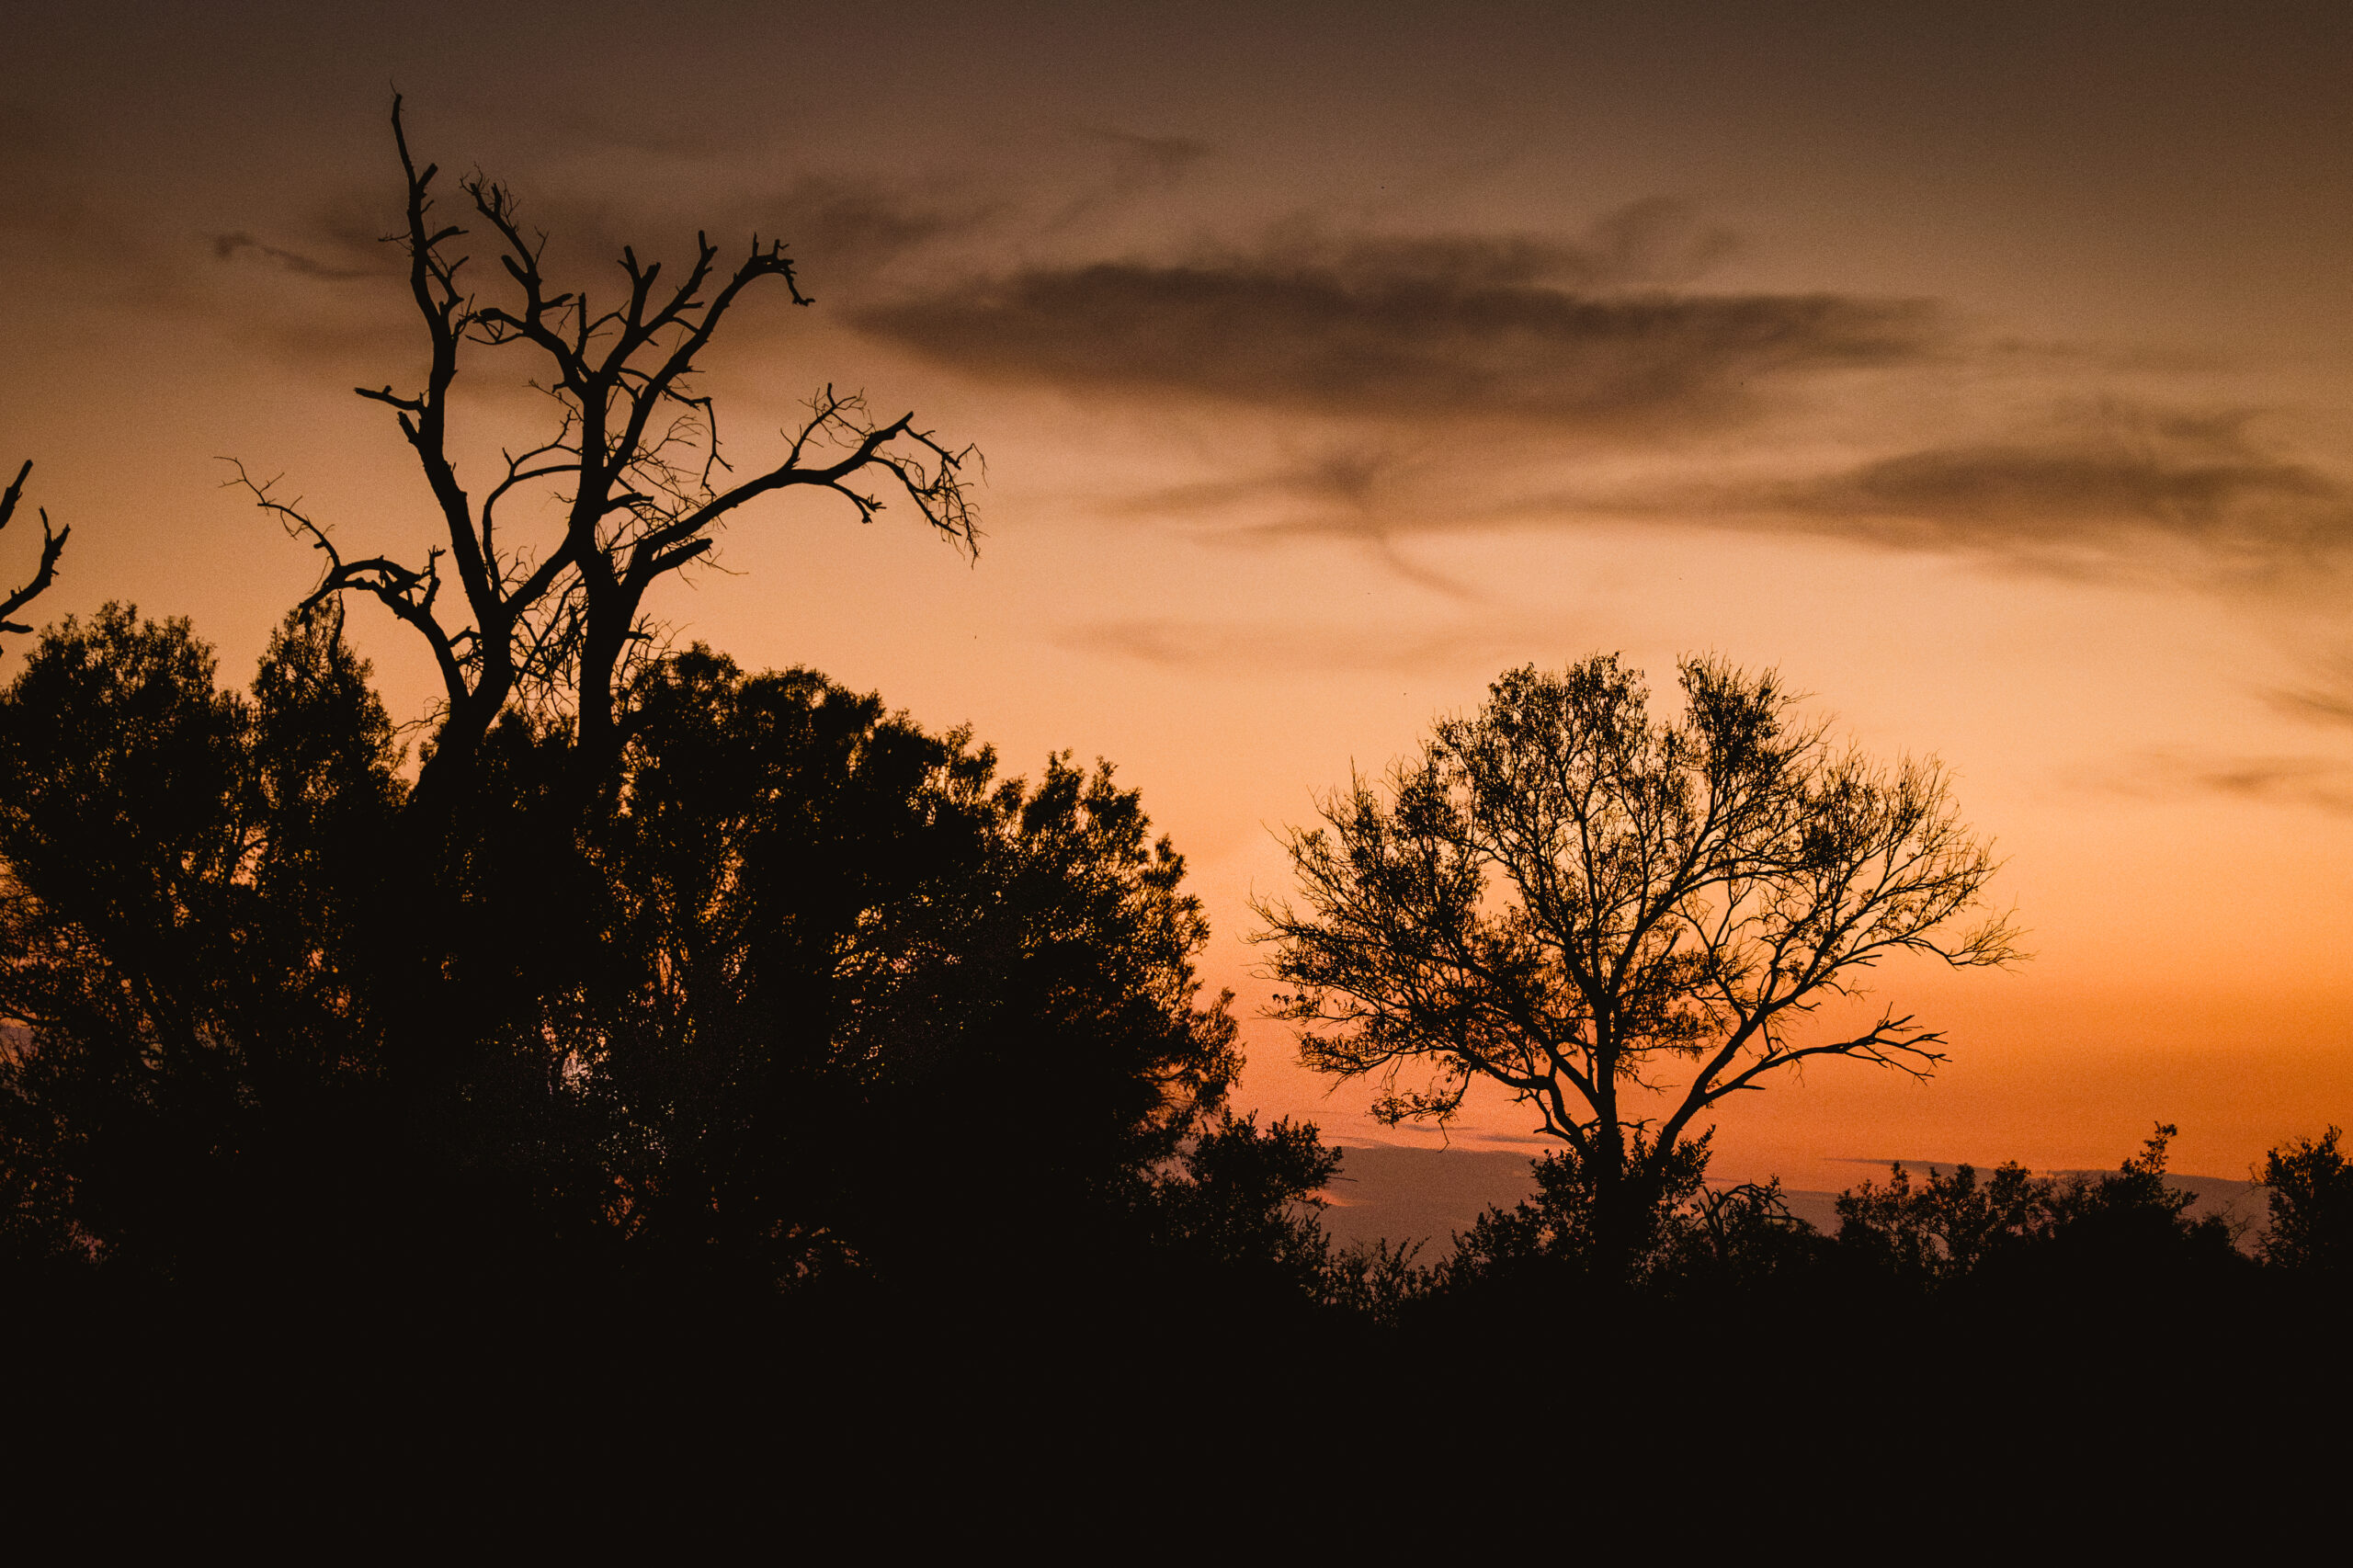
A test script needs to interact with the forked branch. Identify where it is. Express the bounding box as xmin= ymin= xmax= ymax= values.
xmin=222 ymin=459 xmax=467 ymax=709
